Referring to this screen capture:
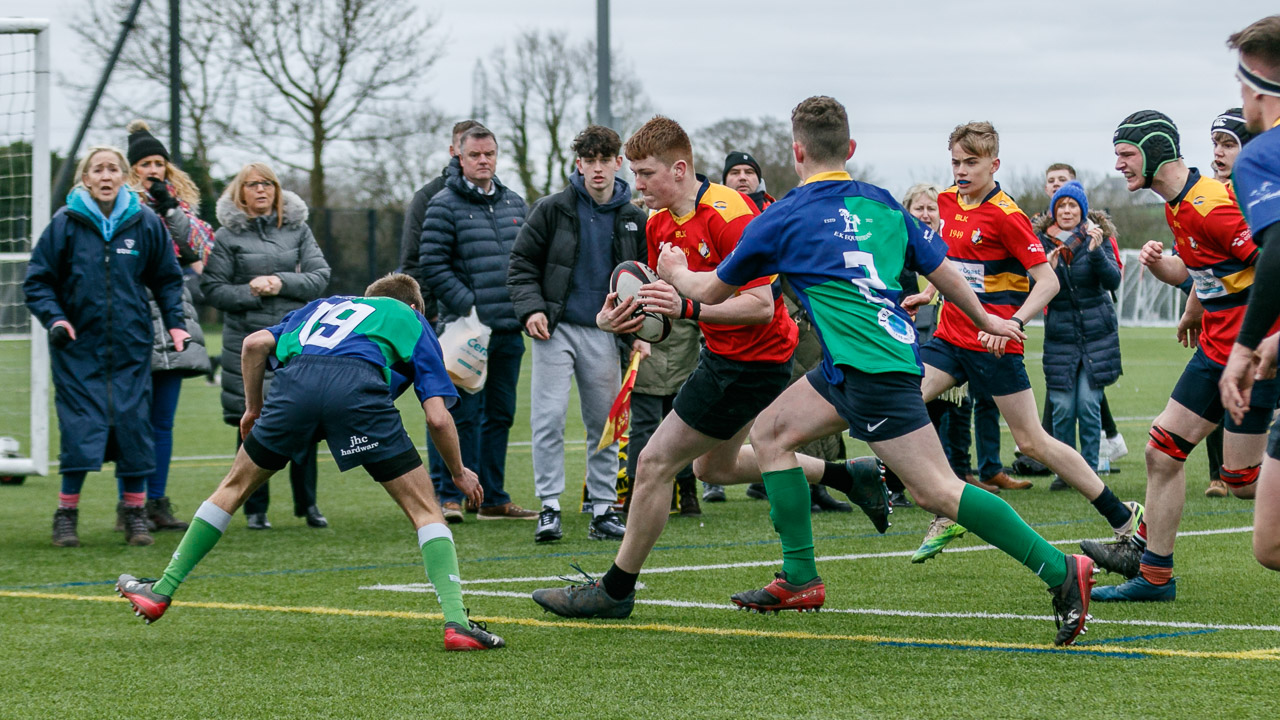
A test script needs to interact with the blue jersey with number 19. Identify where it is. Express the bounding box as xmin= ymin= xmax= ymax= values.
xmin=716 ymin=171 xmax=948 ymax=383
xmin=266 ymin=295 xmax=458 ymax=406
